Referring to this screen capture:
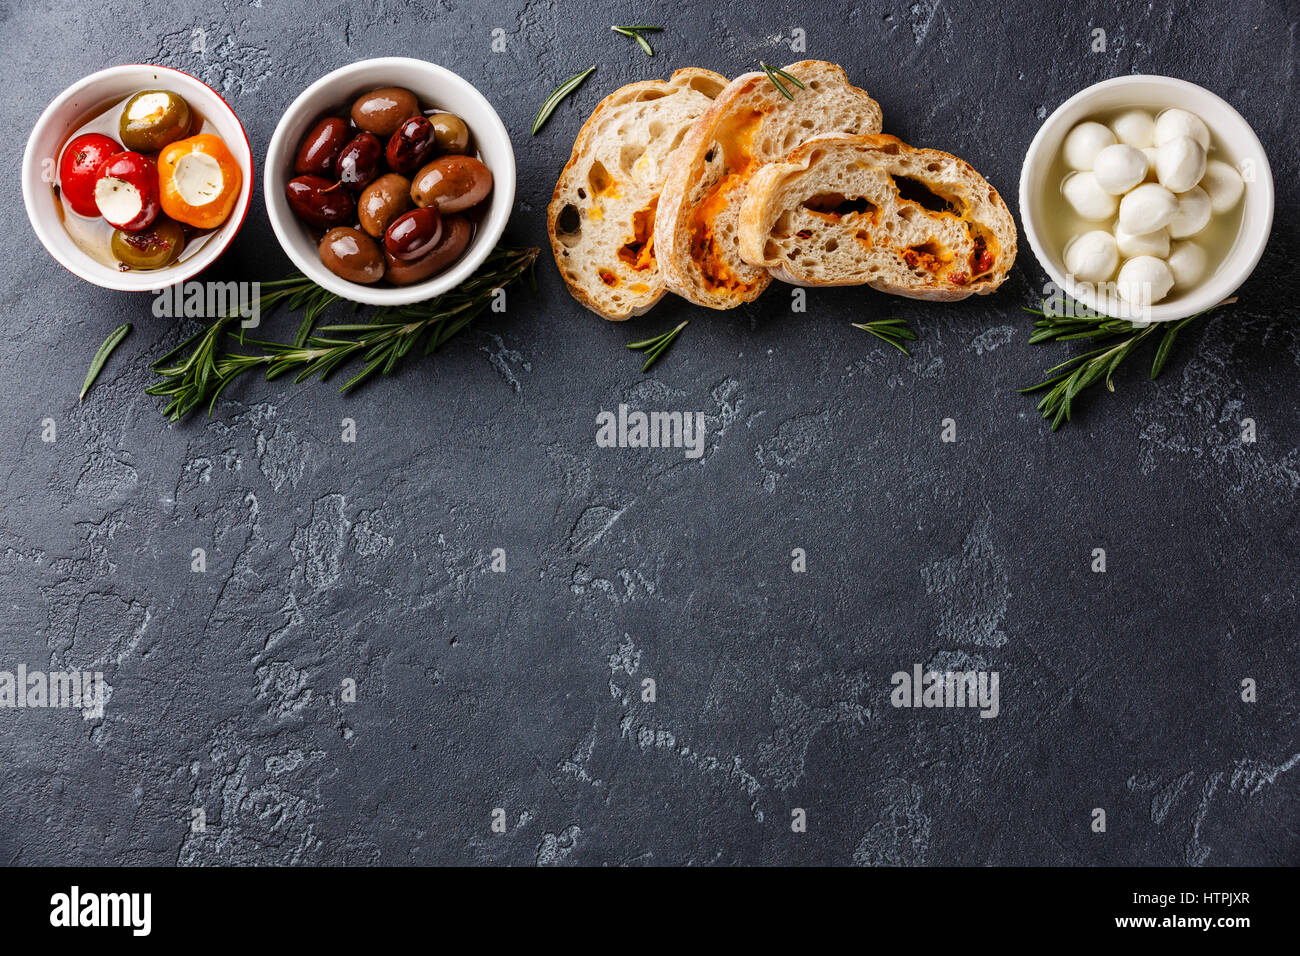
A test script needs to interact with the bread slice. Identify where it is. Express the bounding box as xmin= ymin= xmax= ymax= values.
xmin=653 ymin=61 xmax=883 ymax=310
xmin=737 ymin=134 xmax=1017 ymax=300
xmin=548 ymin=68 xmax=728 ymax=320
